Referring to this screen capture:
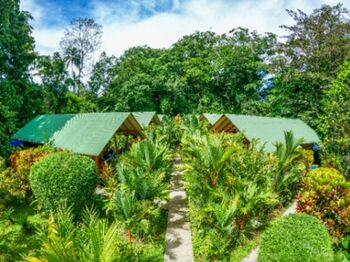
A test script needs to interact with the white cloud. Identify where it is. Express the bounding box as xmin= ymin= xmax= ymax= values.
xmin=21 ymin=0 xmax=350 ymax=57
xmin=21 ymin=0 xmax=64 ymax=54
xmin=21 ymin=0 xmax=43 ymax=21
